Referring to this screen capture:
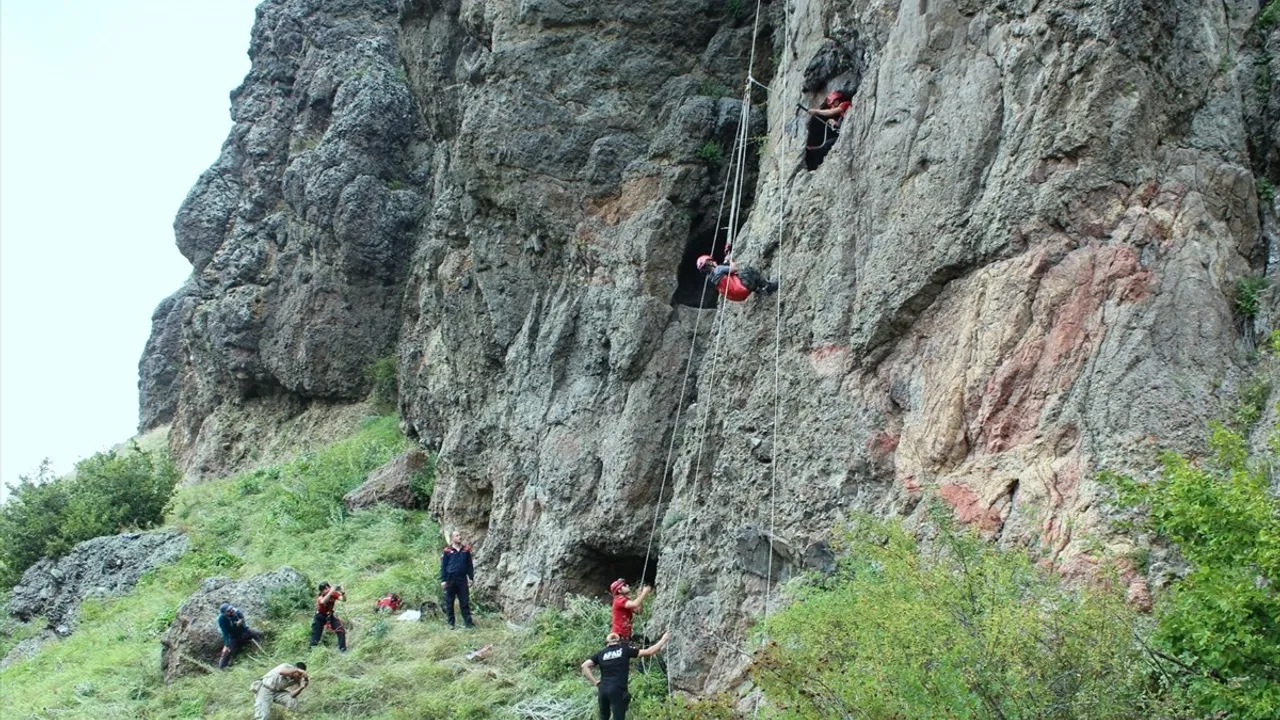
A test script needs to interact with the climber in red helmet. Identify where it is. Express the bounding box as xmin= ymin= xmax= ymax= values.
xmin=803 ymin=89 xmax=852 ymax=170
xmin=697 ymin=255 xmax=779 ymax=302
xmin=609 ymin=578 xmax=651 ymax=641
